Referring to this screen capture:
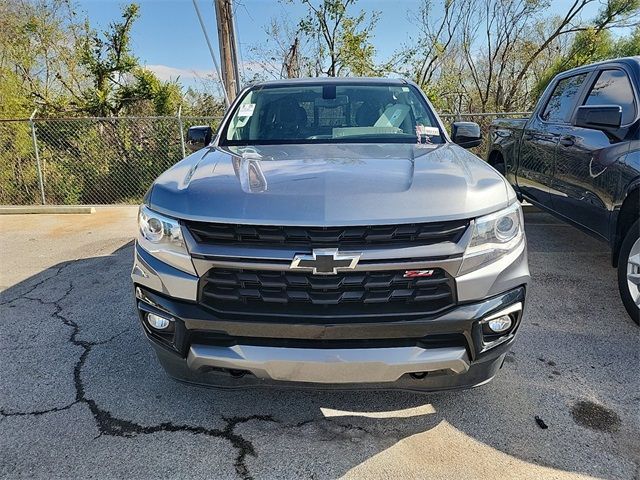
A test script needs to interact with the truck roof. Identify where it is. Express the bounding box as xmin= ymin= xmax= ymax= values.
xmin=250 ymin=77 xmax=410 ymax=88
xmin=558 ymin=56 xmax=640 ymax=77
